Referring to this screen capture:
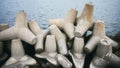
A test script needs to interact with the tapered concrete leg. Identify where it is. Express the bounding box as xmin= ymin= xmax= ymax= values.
xmin=105 ymin=36 xmax=119 ymax=49
xmin=96 ymin=39 xmax=112 ymax=58
xmin=4 ymin=39 xmax=25 ymax=66
xmin=79 ymin=3 xmax=94 ymax=22
xmin=90 ymin=56 xmax=107 ymax=68
xmin=95 ymin=39 xmax=120 ymax=67
xmin=29 ymin=20 xmax=43 ymax=35
xmin=35 ymin=29 xmax=49 ymax=53
xmin=49 ymin=25 xmax=64 ymax=40
xmin=73 ymin=37 xmax=84 ymax=53
xmin=4 ymin=39 xmax=37 ymax=67
xmin=49 ymin=9 xmax=77 ymax=40
xmin=69 ymin=37 xmax=85 ymax=68
xmin=99 ymin=39 xmax=120 ymax=67
xmin=42 ymin=29 xmax=49 ymax=37
xmin=46 ymin=53 xmax=58 ymax=65
xmin=35 ymin=34 xmax=44 ymax=53
xmin=4 ymin=56 xmax=37 ymax=68
xmin=17 ymin=28 xmax=37 ymax=45
xmin=0 ymin=24 xmax=9 ymax=31
xmin=84 ymin=20 xmax=106 ymax=53
xmin=29 ymin=20 xmax=47 ymax=52
xmin=75 ymin=20 xmax=92 ymax=37
xmin=63 ymin=23 xmax=75 ymax=39
xmin=11 ymin=39 xmax=25 ymax=59
xmin=49 ymin=19 xmax=64 ymax=29
xmin=57 ymin=54 xmax=72 ymax=68
xmin=0 ymin=11 xmax=37 ymax=45
xmin=45 ymin=35 xmax=56 ymax=53
xmin=69 ymin=51 xmax=85 ymax=68
xmin=4 ymin=57 xmax=18 ymax=66
xmin=105 ymin=53 xmax=120 ymax=66
xmin=19 ymin=55 xmax=37 ymax=65
xmin=15 ymin=11 xmax=27 ymax=28
xmin=84 ymin=36 xmax=100 ymax=53
xmin=36 ymin=52 xmax=58 ymax=65
xmin=36 ymin=35 xmax=58 ymax=65
xmin=0 ymin=27 xmax=36 ymax=45
xmin=49 ymin=25 xmax=67 ymax=55
xmin=75 ymin=3 xmax=94 ymax=37
xmin=93 ymin=20 xmax=105 ymax=38
xmin=15 ymin=11 xmax=37 ymax=45
xmin=57 ymin=38 xmax=68 ymax=55
xmin=90 ymin=39 xmax=109 ymax=68
xmin=64 ymin=8 xmax=77 ymax=24
xmin=106 ymin=51 xmax=120 ymax=66
xmin=0 ymin=27 xmax=17 ymax=41
xmin=63 ymin=8 xmax=77 ymax=39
